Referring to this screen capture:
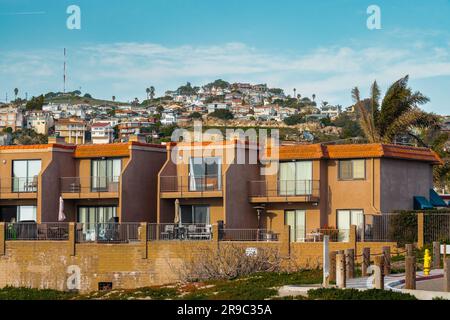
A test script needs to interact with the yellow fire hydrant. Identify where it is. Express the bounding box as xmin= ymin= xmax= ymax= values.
xmin=424 ymin=249 xmax=432 ymax=276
